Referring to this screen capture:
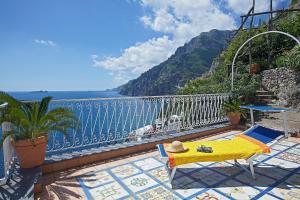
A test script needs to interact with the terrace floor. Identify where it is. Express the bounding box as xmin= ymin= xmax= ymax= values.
xmin=37 ymin=130 xmax=300 ymax=200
